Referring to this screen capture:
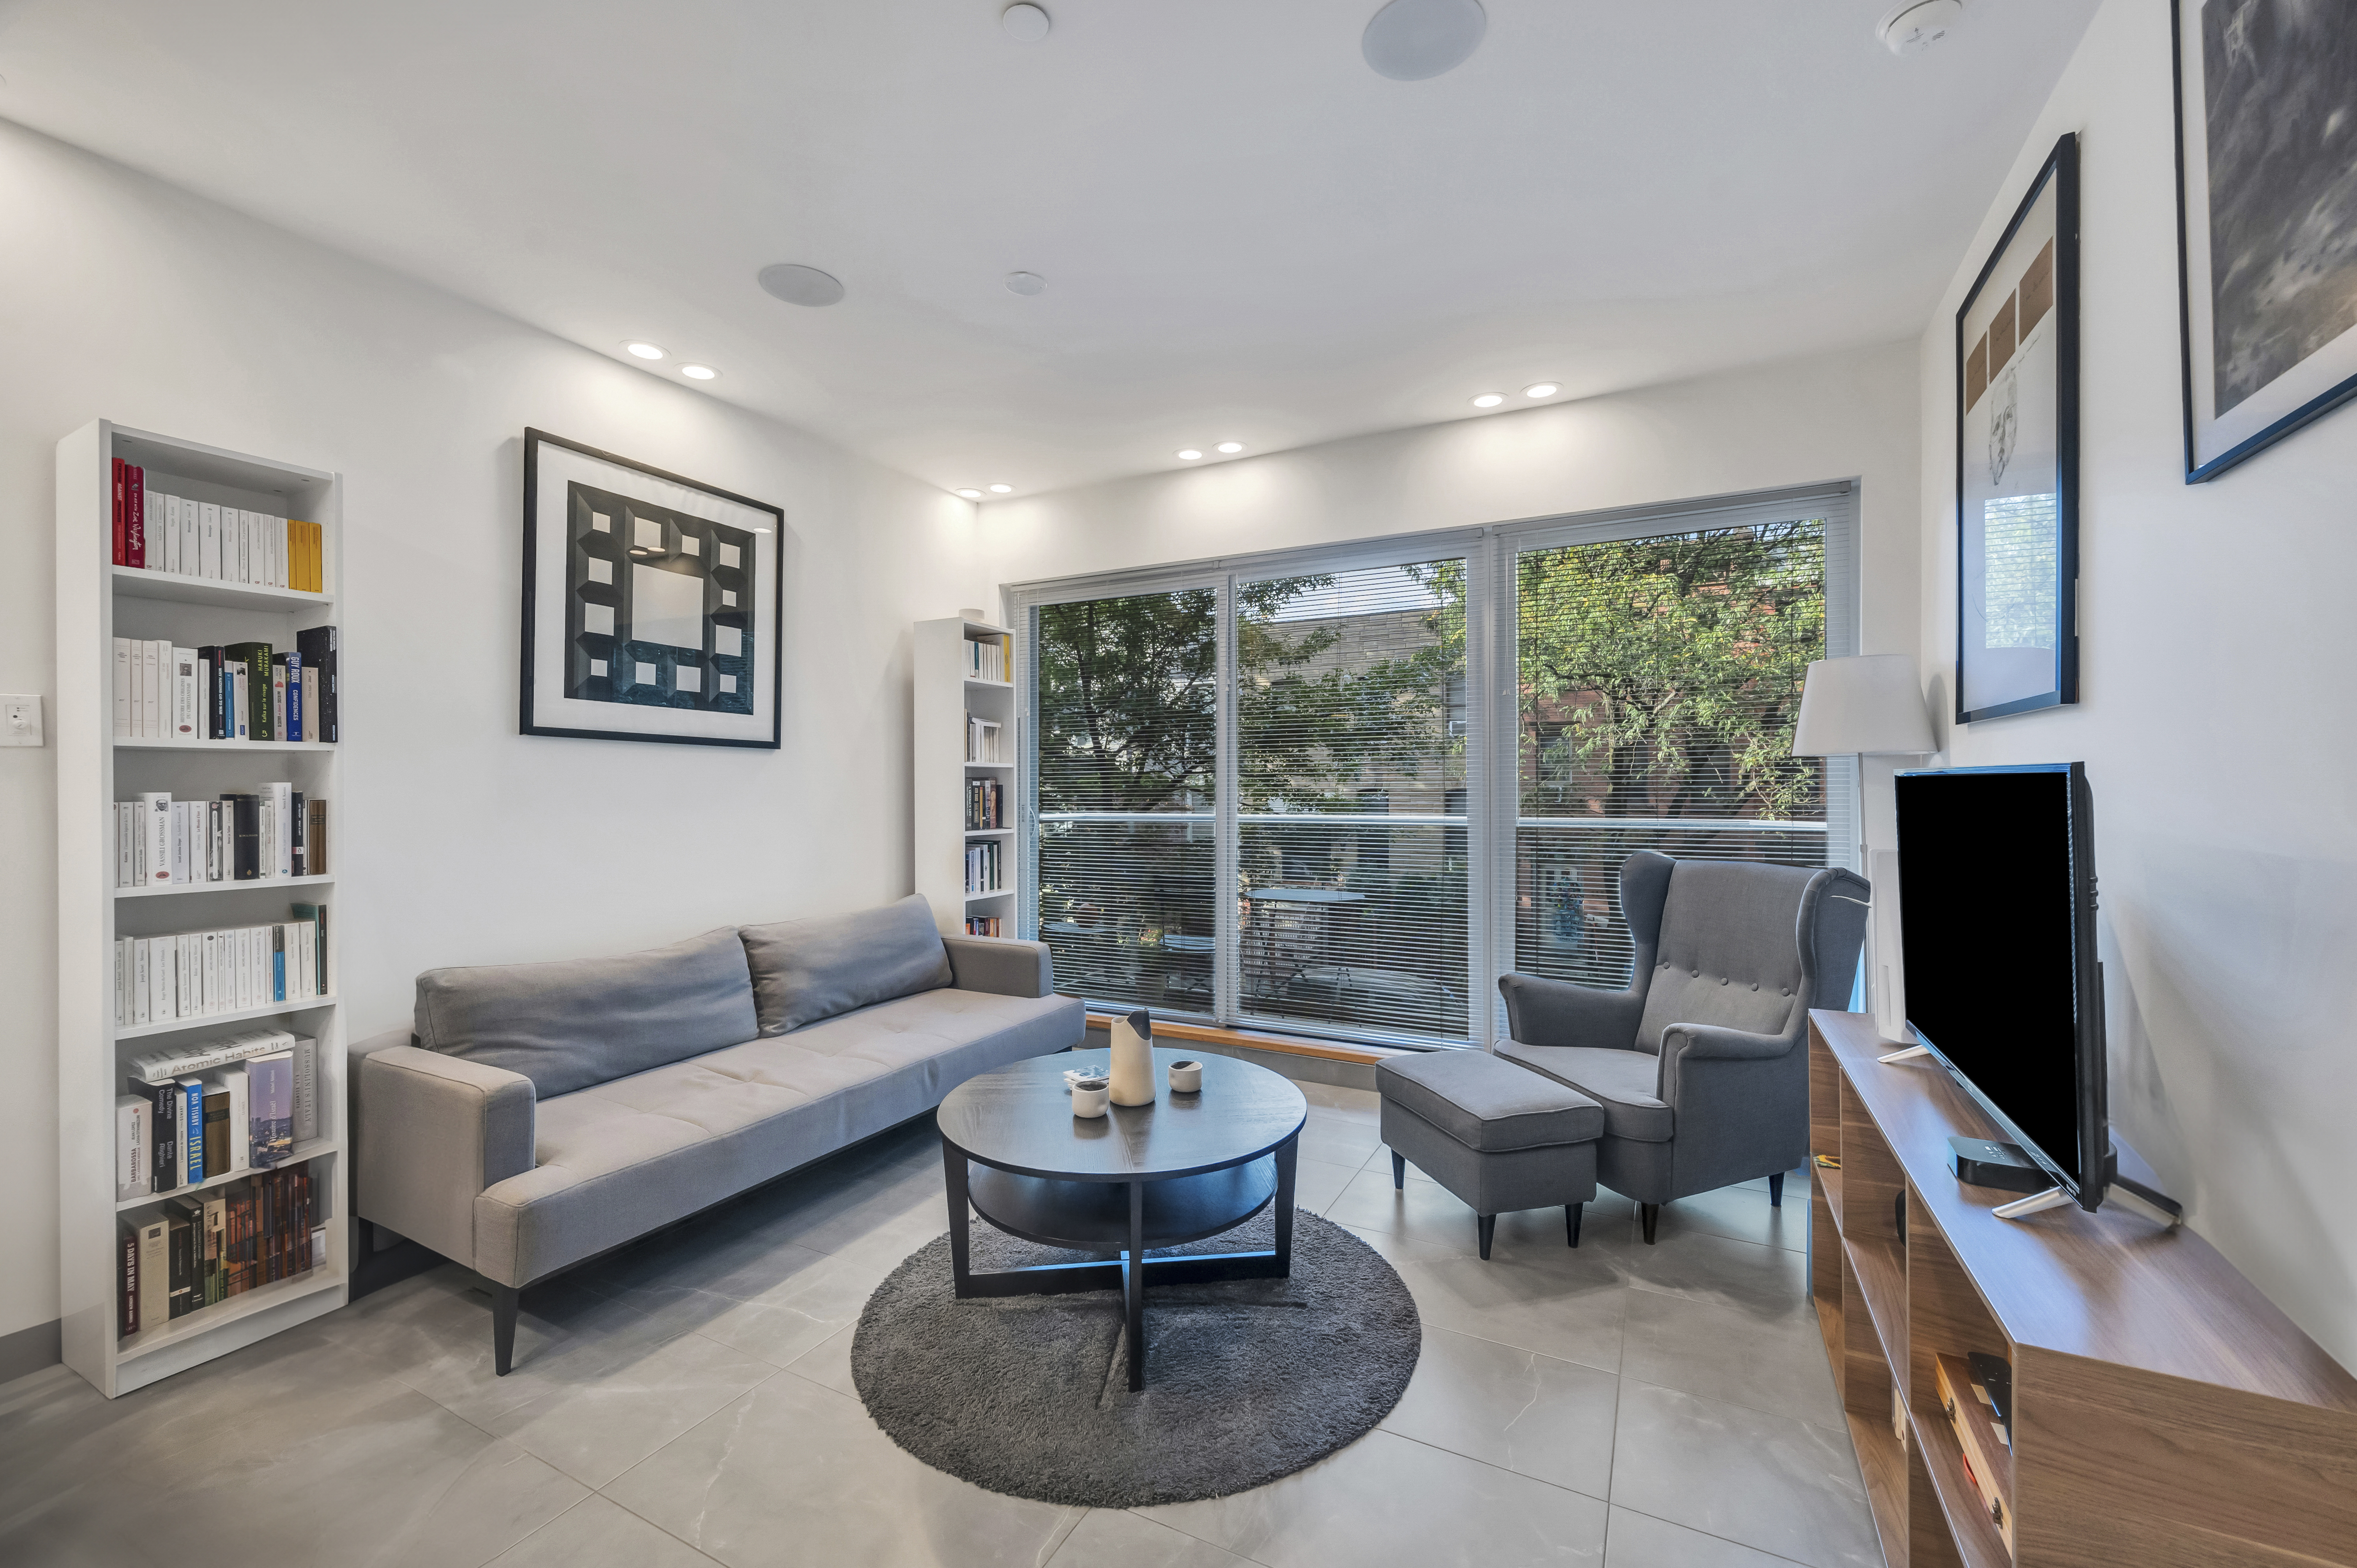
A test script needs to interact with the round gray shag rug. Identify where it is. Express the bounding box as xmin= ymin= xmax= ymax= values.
xmin=849 ymin=1205 xmax=1421 ymax=1507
